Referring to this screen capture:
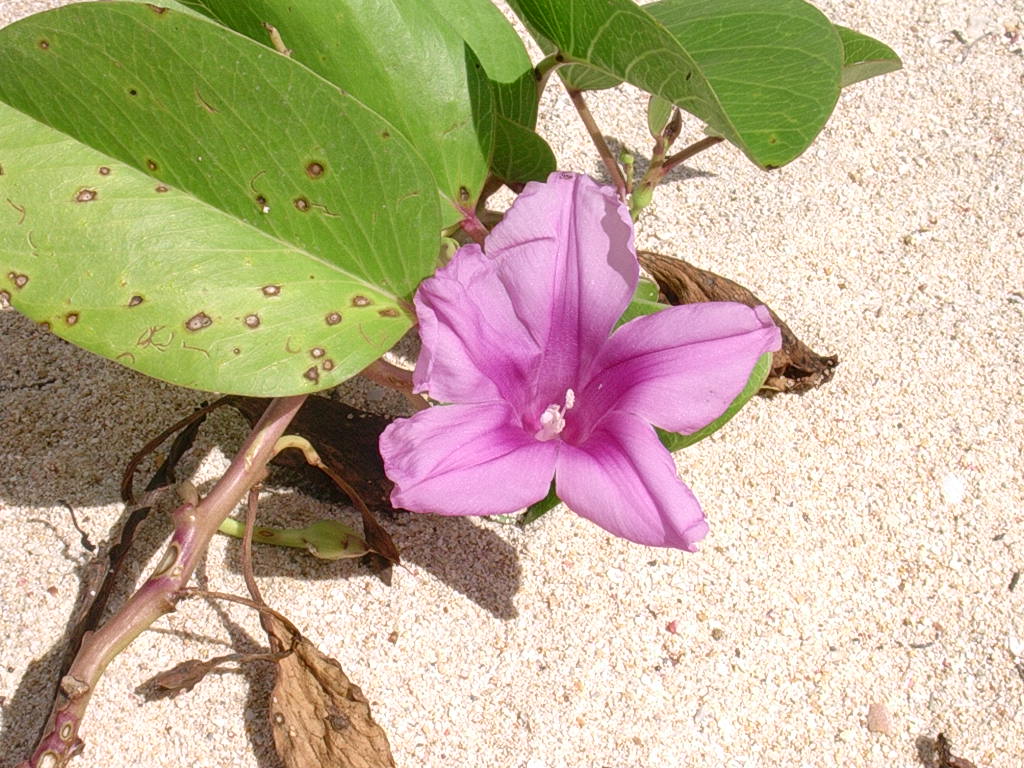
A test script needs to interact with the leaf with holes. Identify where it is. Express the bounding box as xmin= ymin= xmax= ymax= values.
xmin=178 ymin=0 xmax=495 ymax=226
xmin=0 ymin=2 xmax=441 ymax=396
xmin=511 ymin=0 xmax=846 ymax=169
